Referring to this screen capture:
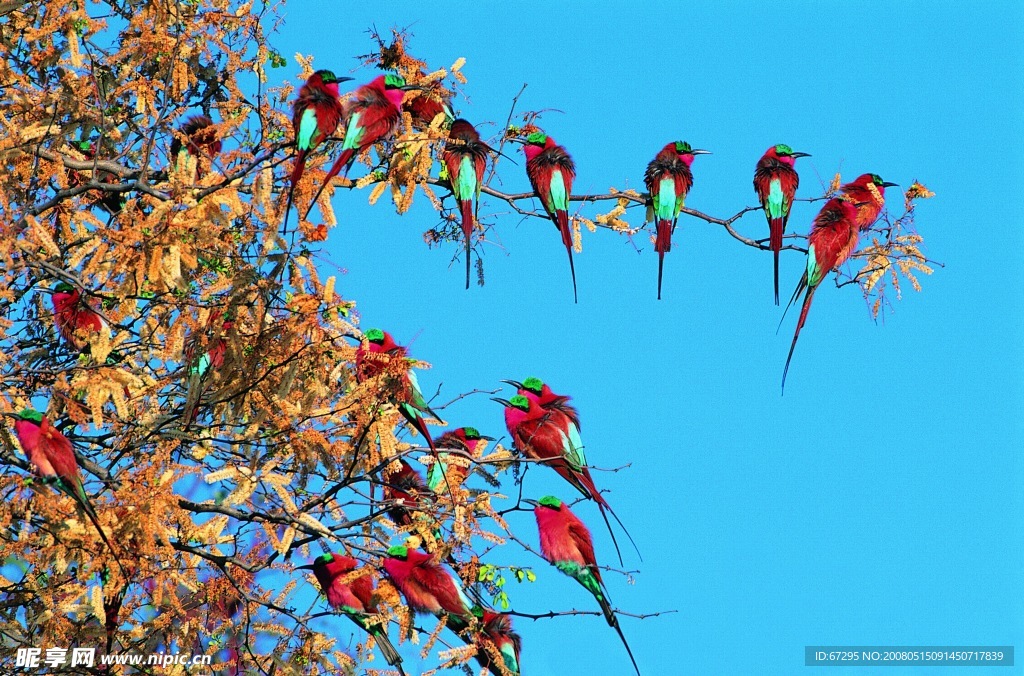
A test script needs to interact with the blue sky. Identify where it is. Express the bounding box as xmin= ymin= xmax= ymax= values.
xmin=272 ymin=2 xmax=1023 ymax=674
